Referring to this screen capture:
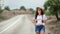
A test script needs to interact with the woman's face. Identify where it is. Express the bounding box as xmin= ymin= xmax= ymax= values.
xmin=38 ymin=9 xmax=41 ymax=15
